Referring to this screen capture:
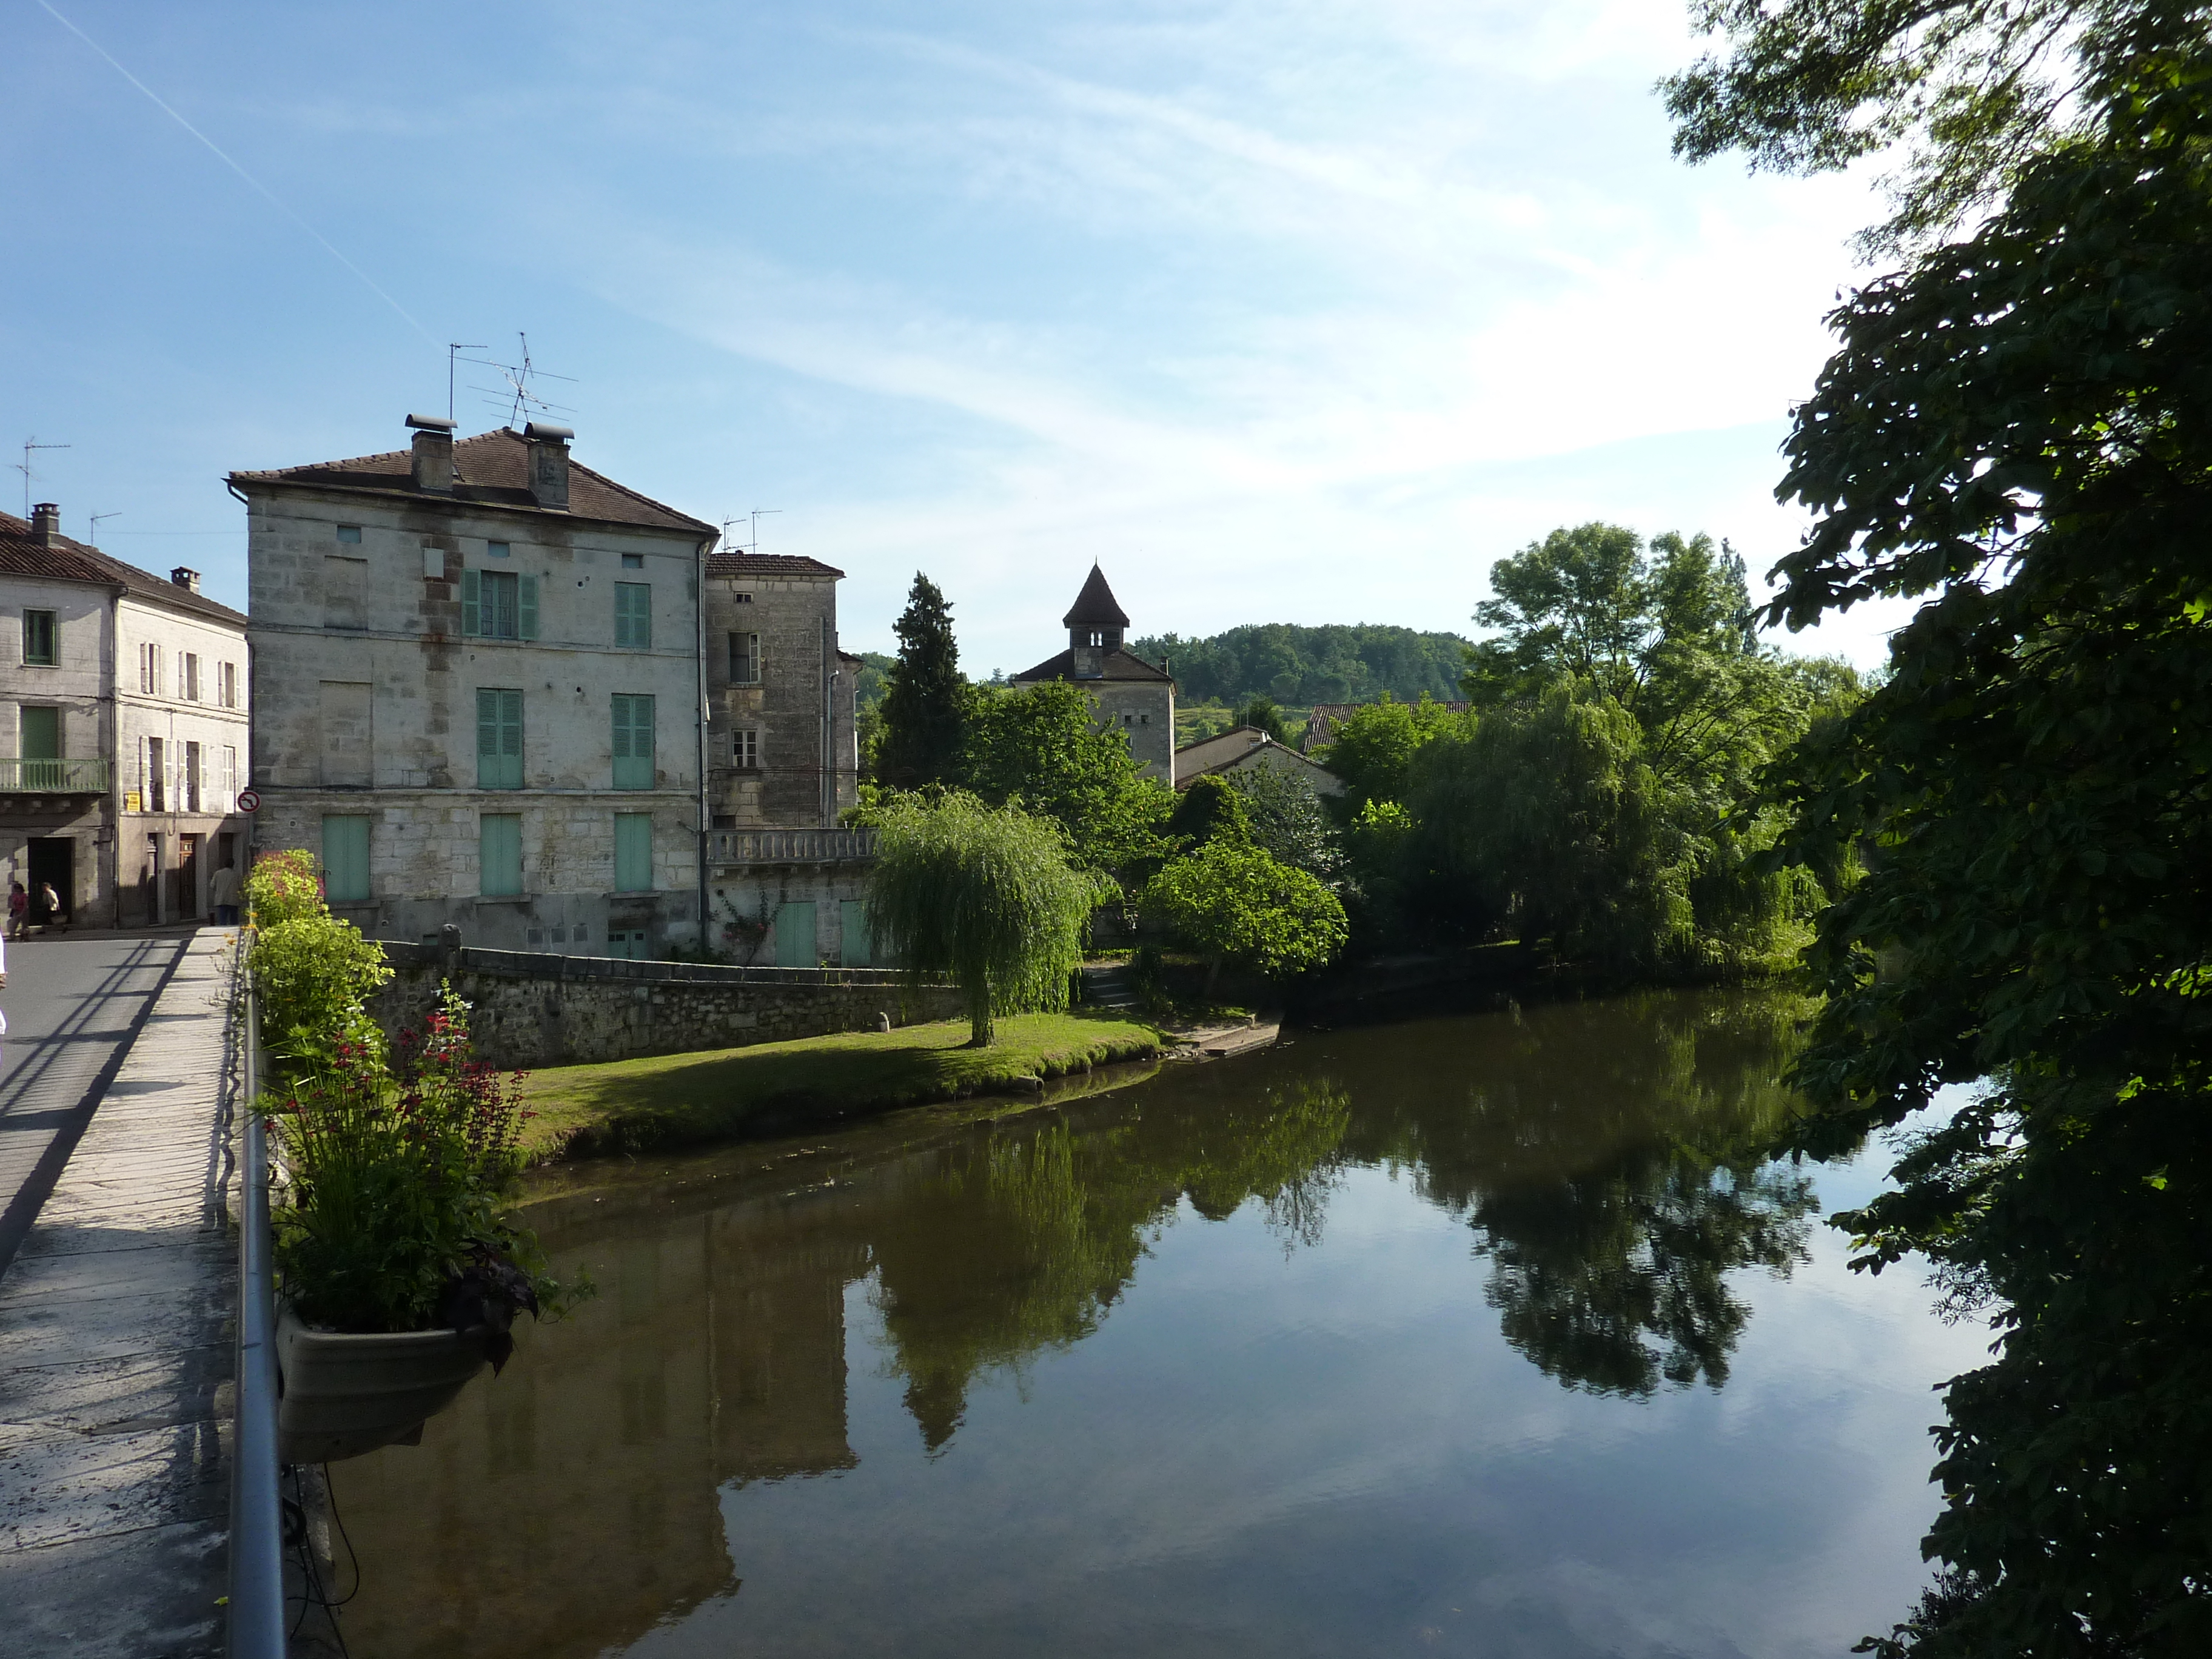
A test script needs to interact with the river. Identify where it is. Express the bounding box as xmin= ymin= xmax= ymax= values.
xmin=329 ymin=987 xmax=1984 ymax=1658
